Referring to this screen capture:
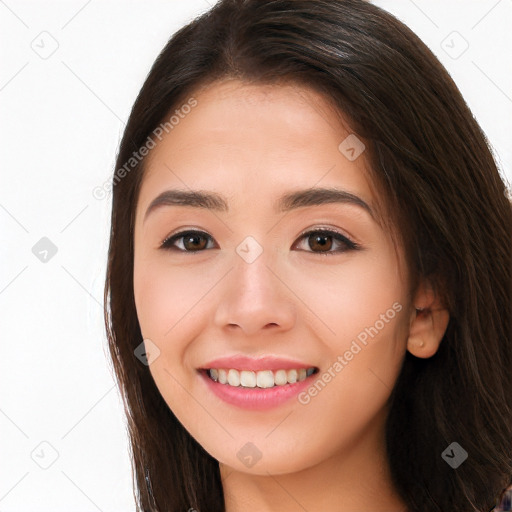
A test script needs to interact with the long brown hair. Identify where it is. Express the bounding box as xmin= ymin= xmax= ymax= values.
xmin=104 ymin=1 xmax=512 ymax=510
